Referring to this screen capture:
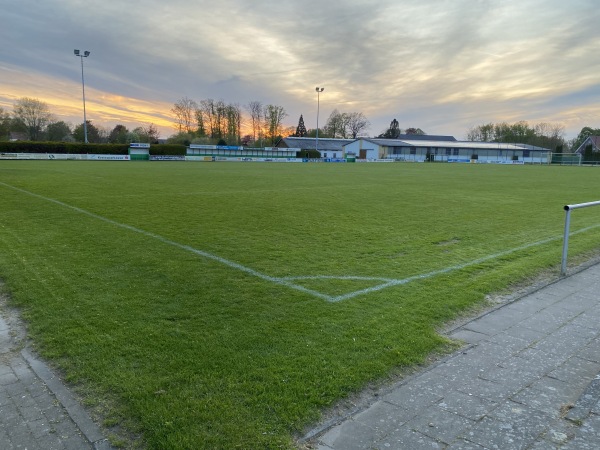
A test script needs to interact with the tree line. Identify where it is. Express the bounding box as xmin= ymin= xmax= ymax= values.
xmin=168 ymin=97 xmax=372 ymax=146
xmin=467 ymin=121 xmax=566 ymax=151
xmin=2 ymin=96 xmax=596 ymax=153
xmin=0 ymin=97 xmax=160 ymax=144
xmin=169 ymin=97 xmax=289 ymax=147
